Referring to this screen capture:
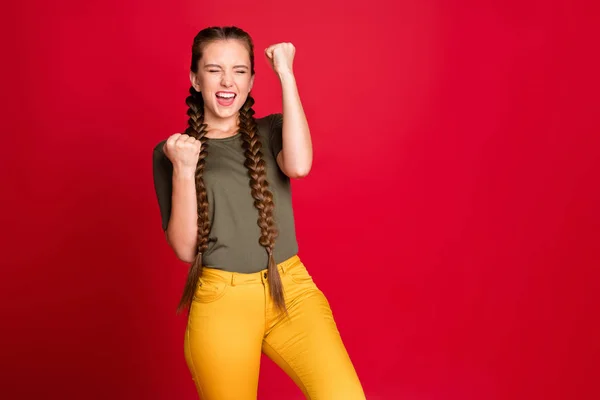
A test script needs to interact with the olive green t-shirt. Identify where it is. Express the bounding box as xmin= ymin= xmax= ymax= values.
xmin=152 ymin=113 xmax=298 ymax=273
